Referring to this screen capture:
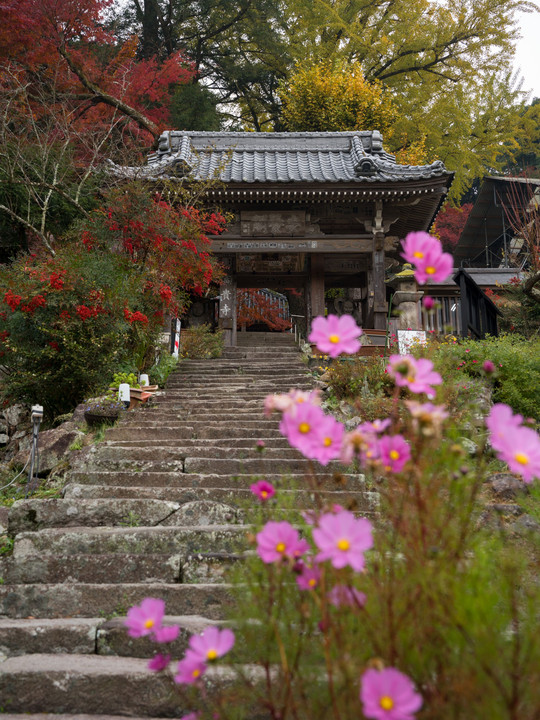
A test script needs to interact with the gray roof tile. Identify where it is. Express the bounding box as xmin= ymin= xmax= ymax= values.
xmin=125 ymin=131 xmax=452 ymax=185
